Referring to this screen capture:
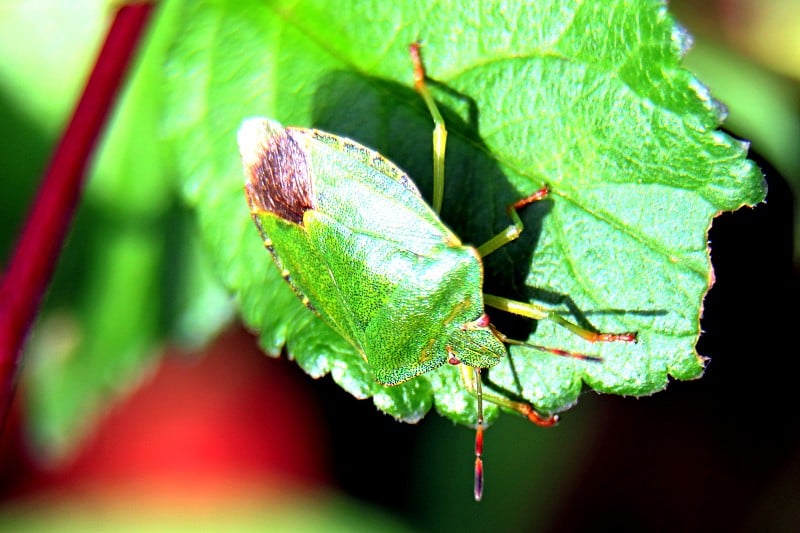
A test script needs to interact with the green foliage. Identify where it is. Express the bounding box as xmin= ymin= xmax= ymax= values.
xmin=17 ymin=2 xmax=233 ymax=459
xmin=10 ymin=0 xmax=766 ymax=453
xmin=162 ymin=0 xmax=765 ymax=424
